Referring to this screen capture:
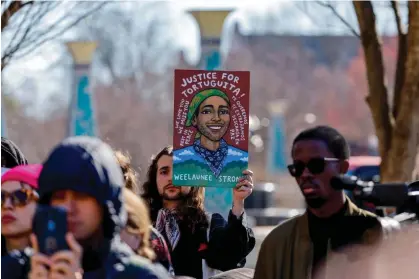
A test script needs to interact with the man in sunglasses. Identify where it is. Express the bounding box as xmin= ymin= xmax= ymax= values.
xmin=2 ymin=164 xmax=42 ymax=279
xmin=254 ymin=126 xmax=391 ymax=279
